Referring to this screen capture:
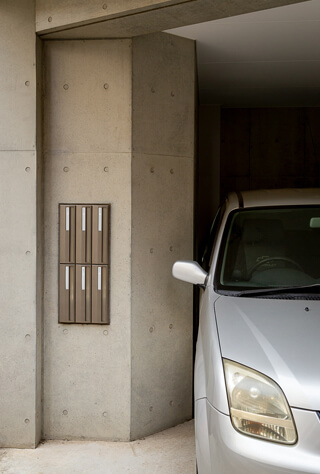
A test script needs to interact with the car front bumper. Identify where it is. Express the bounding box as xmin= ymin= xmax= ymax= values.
xmin=195 ymin=398 xmax=320 ymax=474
